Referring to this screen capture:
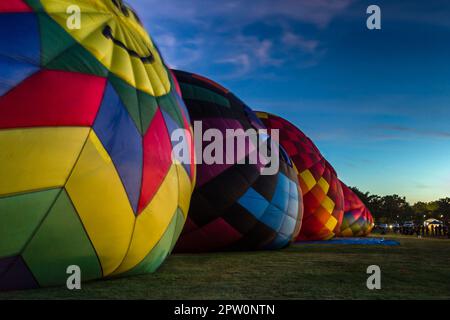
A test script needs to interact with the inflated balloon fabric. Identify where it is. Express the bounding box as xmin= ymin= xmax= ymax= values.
xmin=339 ymin=182 xmax=374 ymax=237
xmin=172 ymin=70 xmax=303 ymax=252
xmin=255 ymin=112 xmax=344 ymax=241
xmin=0 ymin=0 xmax=195 ymax=291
